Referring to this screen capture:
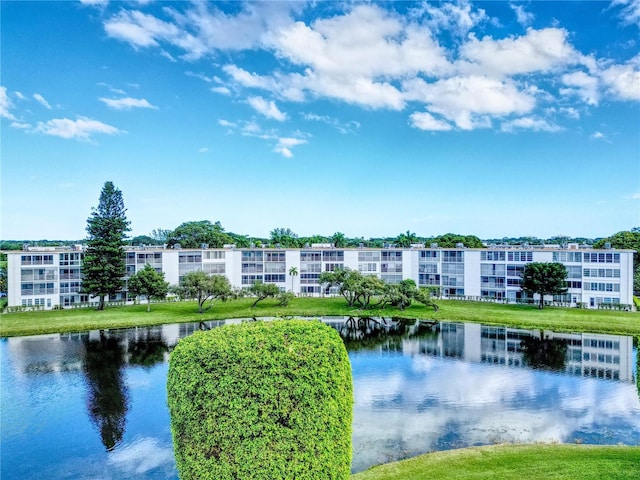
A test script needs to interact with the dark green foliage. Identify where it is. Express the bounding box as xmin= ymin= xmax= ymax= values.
xmin=381 ymin=280 xmax=439 ymax=311
xmin=166 ymin=220 xmax=233 ymax=248
xmin=127 ymin=264 xmax=169 ymax=311
xmin=167 ymin=320 xmax=353 ymax=480
xmin=175 ymin=271 xmax=232 ymax=313
xmin=521 ymin=262 xmax=568 ymax=309
xmin=248 ymin=281 xmax=281 ymax=307
xmin=82 ymin=181 xmax=130 ymax=310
